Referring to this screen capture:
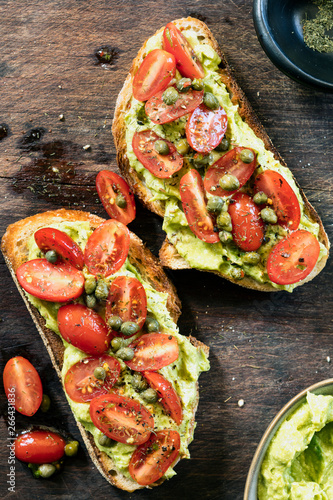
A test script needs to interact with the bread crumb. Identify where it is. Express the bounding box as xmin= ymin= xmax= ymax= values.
xmin=238 ymin=399 xmax=245 ymax=407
